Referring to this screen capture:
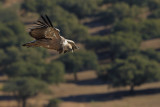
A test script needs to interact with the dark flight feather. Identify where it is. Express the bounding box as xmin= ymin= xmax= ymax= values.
xmin=45 ymin=15 xmax=53 ymax=27
xmin=37 ymin=20 xmax=48 ymax=27
xmin=41 ymin=15 xmax=51 ymax=27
